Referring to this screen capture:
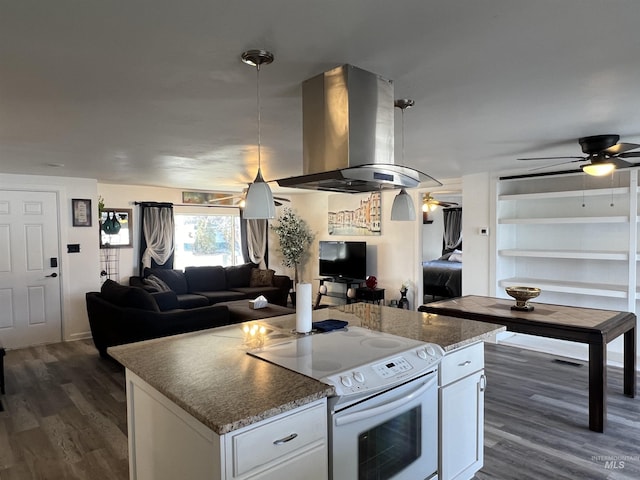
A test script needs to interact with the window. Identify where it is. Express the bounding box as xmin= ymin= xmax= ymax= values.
xmin=174 ymin=213 xmax=243 ymax=270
